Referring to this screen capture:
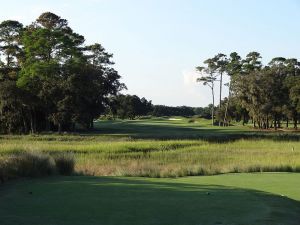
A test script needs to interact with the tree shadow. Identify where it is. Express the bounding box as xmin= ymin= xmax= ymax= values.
xmin=91 ymin=120 xmax=300 ymax=142
xmin=1 ymin=176 xmax=300 ymax=225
